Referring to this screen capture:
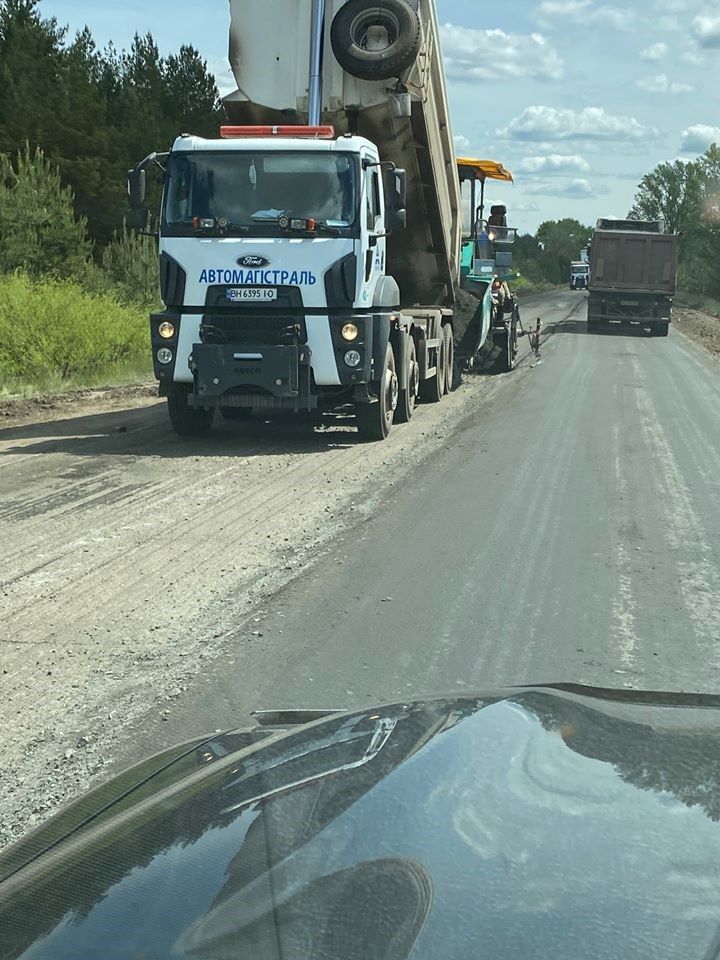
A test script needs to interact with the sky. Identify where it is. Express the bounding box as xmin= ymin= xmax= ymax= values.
xmin=39 ymin=0 xmax=720 ymax=234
